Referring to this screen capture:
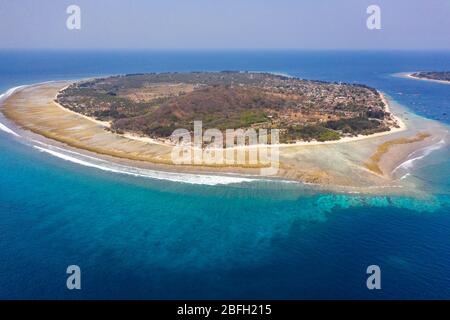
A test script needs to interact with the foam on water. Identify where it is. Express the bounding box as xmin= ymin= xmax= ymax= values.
xmin=0 ymin=86 xmax=29 ymax=137
xmin=0 ymin=85 xmax=27 ymax=102
xmin=32 ymin=143 xmax=258 ymax=186
xmin=0 ymin=122 xmax=20 ymax=137
xmin=392 ymin=137 xmax=447 ymax=179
